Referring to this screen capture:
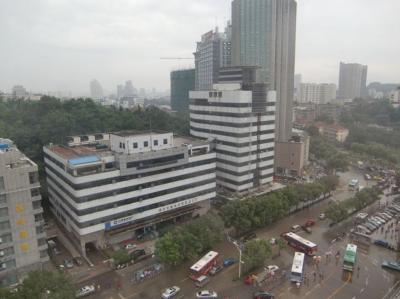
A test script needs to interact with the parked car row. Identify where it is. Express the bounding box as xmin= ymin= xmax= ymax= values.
xmin=356 ymin=204 xmax=399 ymax=235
